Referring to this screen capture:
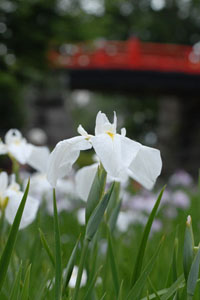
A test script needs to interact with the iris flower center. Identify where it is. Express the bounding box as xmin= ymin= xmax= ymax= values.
xmin=106 ymin=131 xmax=115 ymax=140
